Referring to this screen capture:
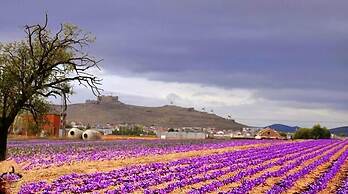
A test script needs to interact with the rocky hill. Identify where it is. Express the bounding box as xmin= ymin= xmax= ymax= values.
xmin=53 ymin=96 xmax=246 ymax=130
